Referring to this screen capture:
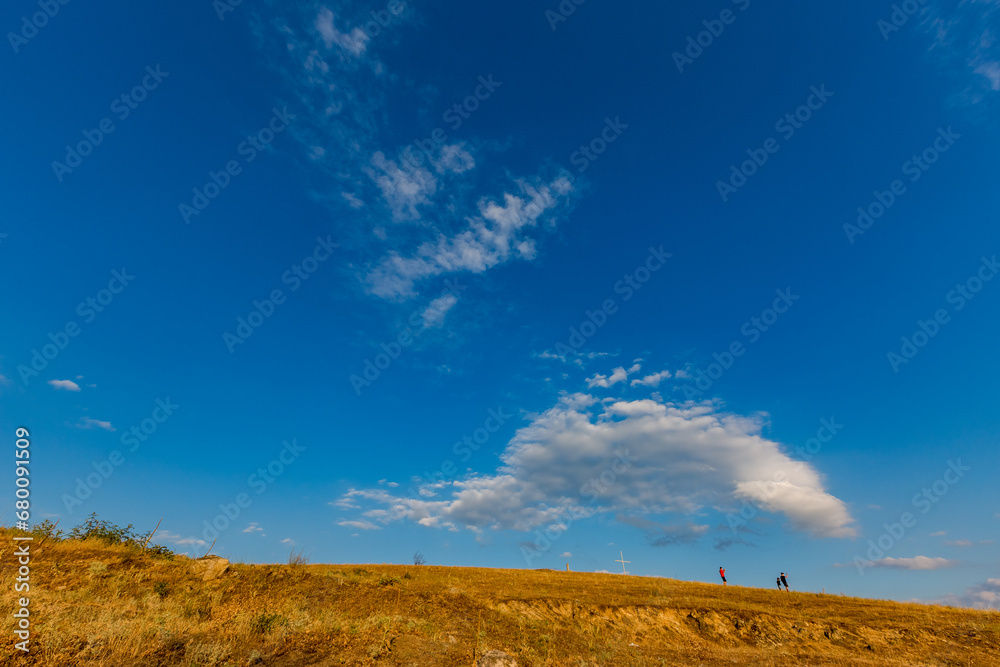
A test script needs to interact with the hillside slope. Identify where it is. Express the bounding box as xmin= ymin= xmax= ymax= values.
xmin=2 ymin=529 xmax=997 ymax=666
